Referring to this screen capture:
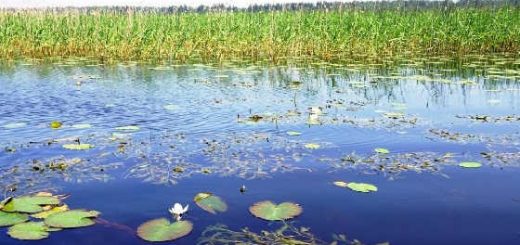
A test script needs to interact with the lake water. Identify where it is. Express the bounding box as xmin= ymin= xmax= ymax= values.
xmin=0 ymin=55 xmax=519 ymax=244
